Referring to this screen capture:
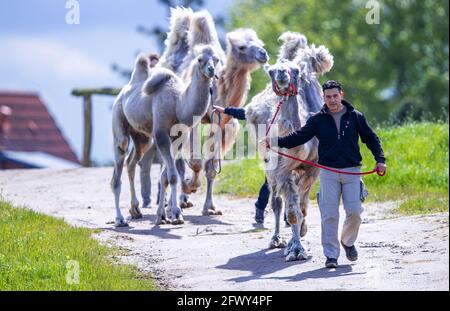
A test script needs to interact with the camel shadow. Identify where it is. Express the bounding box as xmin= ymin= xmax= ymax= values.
xmin=217 ymin=248 xmax=311 ymax=283
xmin=101 ymin=214 xmax=183 ymax=239
xmin=183 ymin=215 xmax=233 ymax=226
xmin=130 ymin=210 xmax=233 ymax=227
xmin=101 ymin=225 xmax=182 ymax=239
